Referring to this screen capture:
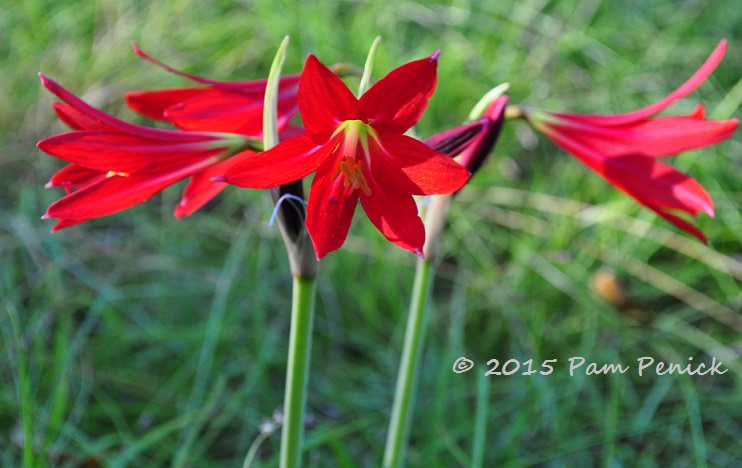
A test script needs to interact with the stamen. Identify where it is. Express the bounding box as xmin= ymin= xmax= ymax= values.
xmin=334 ymin=156 xmax=371 ymax=196
xmin=106 ymin=171 xmax=129 ymax=178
